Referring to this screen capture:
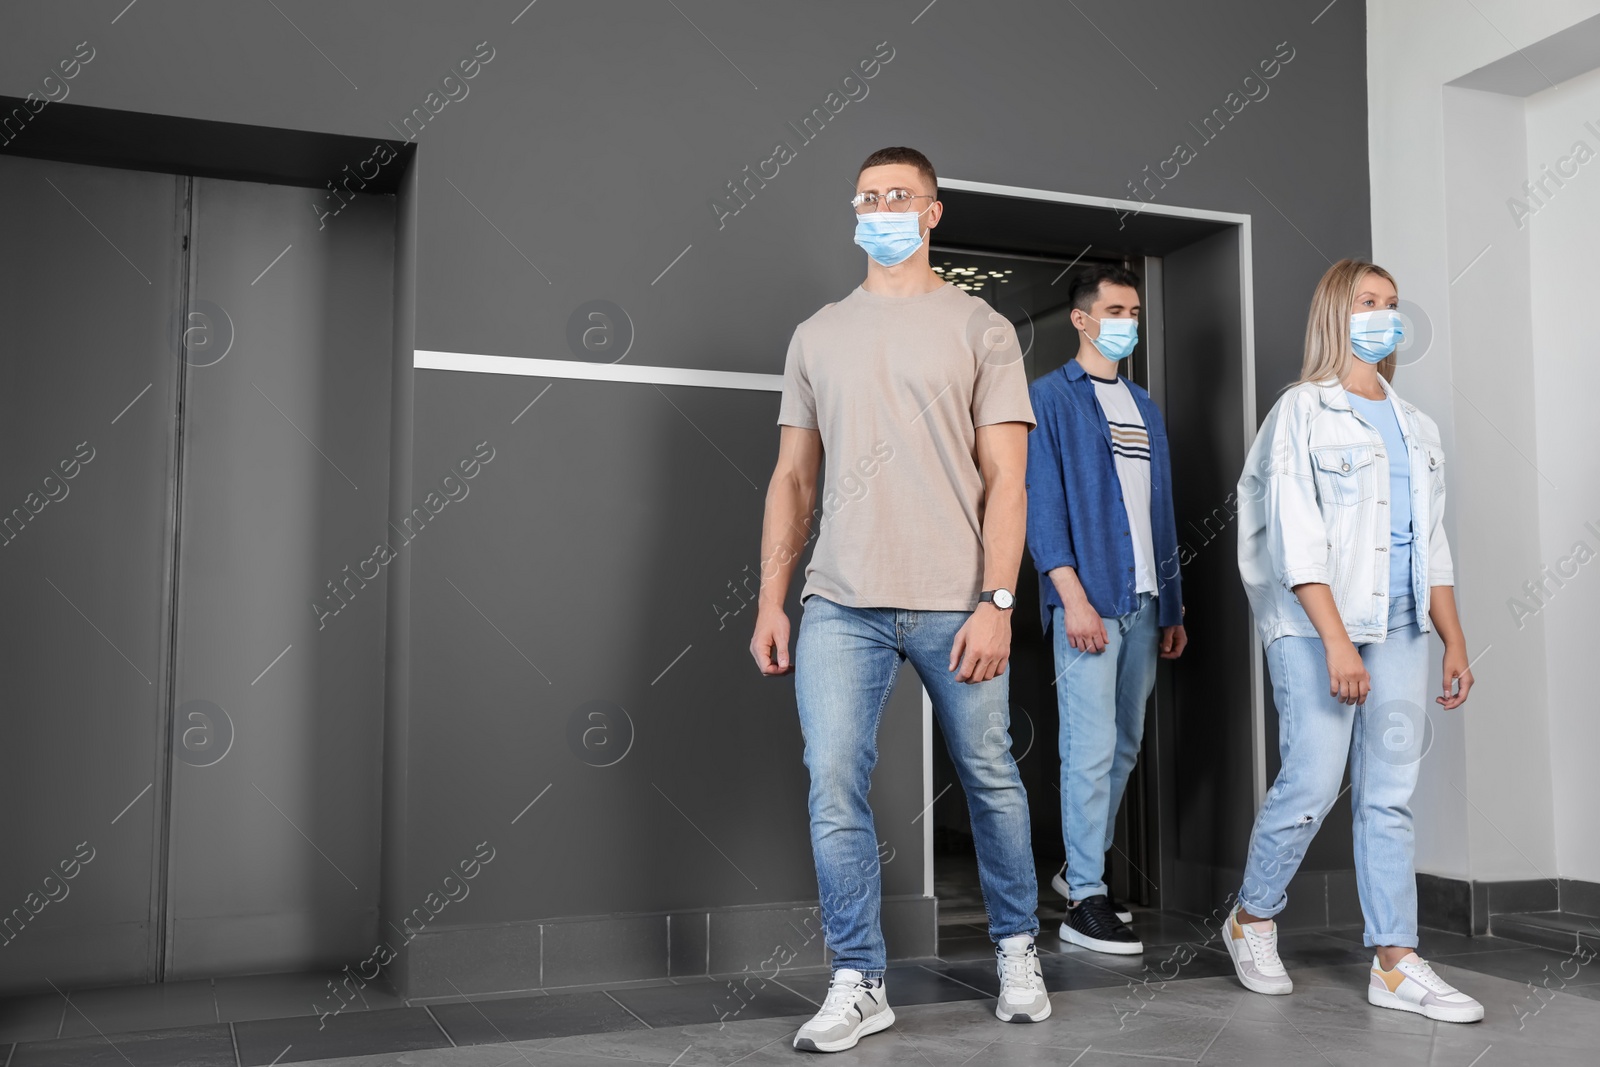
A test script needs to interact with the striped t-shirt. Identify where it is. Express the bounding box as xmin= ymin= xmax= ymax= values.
xmin=1091 ymin=373 xmax=1158 ymax=596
